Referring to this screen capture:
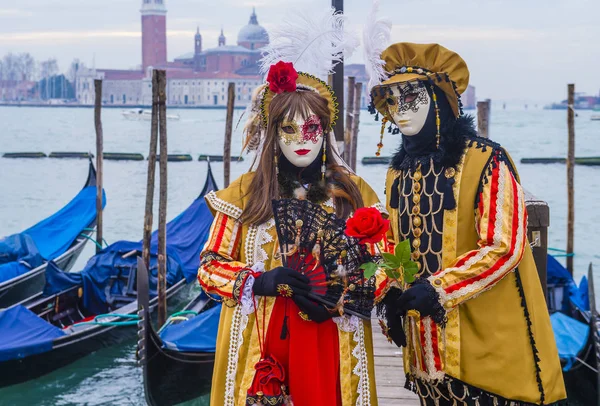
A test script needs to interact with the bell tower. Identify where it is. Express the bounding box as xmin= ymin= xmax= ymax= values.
xmin=194 ymin=27 xmax=202 ymax=54
xmin=193 ymin=27 xmax=204 ymax=72
xmin=141 ymin=0 xmax=167 ymax=71
xmin=218 ymin=28 xmax=226 ymax=47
